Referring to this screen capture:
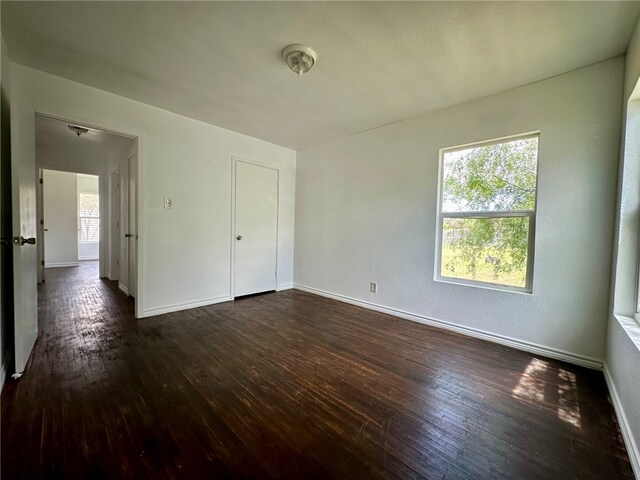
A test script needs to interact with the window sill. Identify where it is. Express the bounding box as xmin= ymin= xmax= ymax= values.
xmin=434 ymin=276 xmax=533 ymax=295
xmin=613 ymin=314 xmax=640 ymax=352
